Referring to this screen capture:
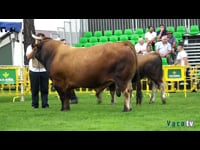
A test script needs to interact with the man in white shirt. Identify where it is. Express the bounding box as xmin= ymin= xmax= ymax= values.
xmin=145 ymin=26 xmax=157 ymax=50
xmin=156 ymin=35 xmax=172 ymax=64
xmin=135 ymin=38 xmax=147 ymax=55
xmin=174 ymin=43 xmax=188 ymax=66
xmin=26 ymin=33 xmax=49 ymax=108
